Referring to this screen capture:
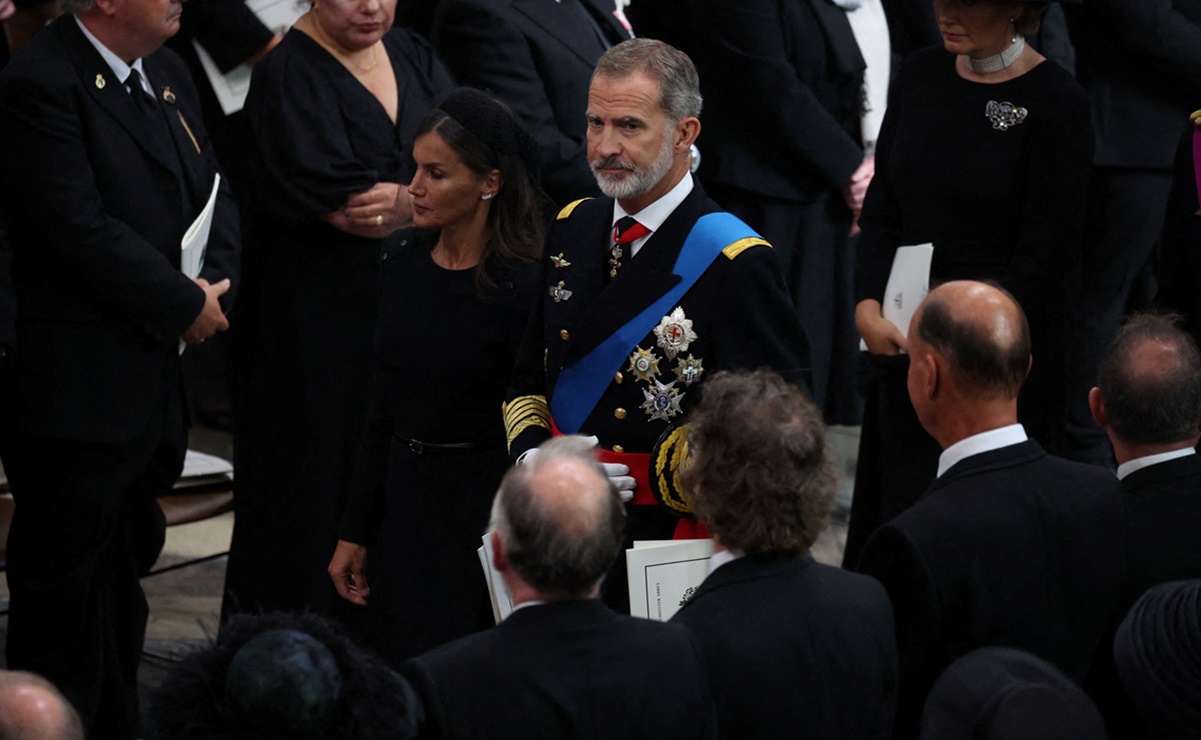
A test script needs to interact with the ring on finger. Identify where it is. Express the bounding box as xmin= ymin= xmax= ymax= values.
xmin=375 ymin=214 xmax=383 ymax=226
